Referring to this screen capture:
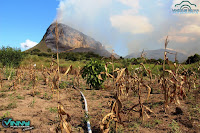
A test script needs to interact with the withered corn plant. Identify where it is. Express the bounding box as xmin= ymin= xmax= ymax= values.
xmin=100 ymin=53 xmax=142 ymax=132
xmin=100 ymin=53 xmax=158 ymax=132
xmin=100 ymin=96 xmax=122 ymax=133
xmin=50 ymin=55 xmax=55 ymax=73
xmin=16 ymin=67 xmax=24 ymax=85
xmin=42 ymin=65 xmax=50 ymax=85
xmin=160 ymin=36 xmax=197 ymax=112
xmin=99 ymin=53 xmax=124 ymax=132
xmin=128 ymin=63 xmax=156 ymax=122
xmin=28 ymin=63 xmax=38 ymax=95
xmin=181 ymin=67 xmax=197 ymax=92
xmin=73 ymin=66 xmax=80 ymax=88
xmin=51 ymin=20 xmax=72 ymax=133
xmin=0 ymin=69 xmax=3 ymax=90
